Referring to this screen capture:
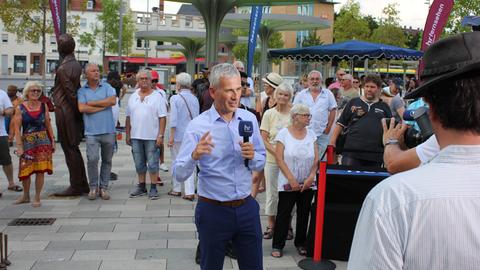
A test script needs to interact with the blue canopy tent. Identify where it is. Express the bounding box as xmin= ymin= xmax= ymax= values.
xmin=269 ymin=40 xmax=423 ymax=61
